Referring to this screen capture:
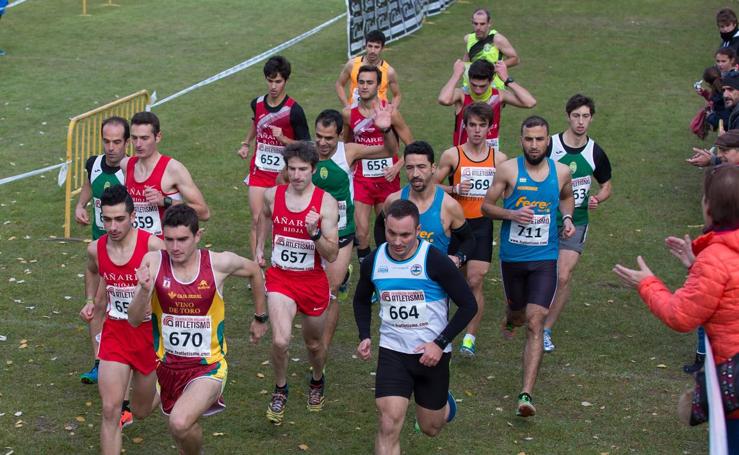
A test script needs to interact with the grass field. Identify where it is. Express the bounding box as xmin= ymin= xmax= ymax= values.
xmin=0 ymin=0 xmax=726 ymax=453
